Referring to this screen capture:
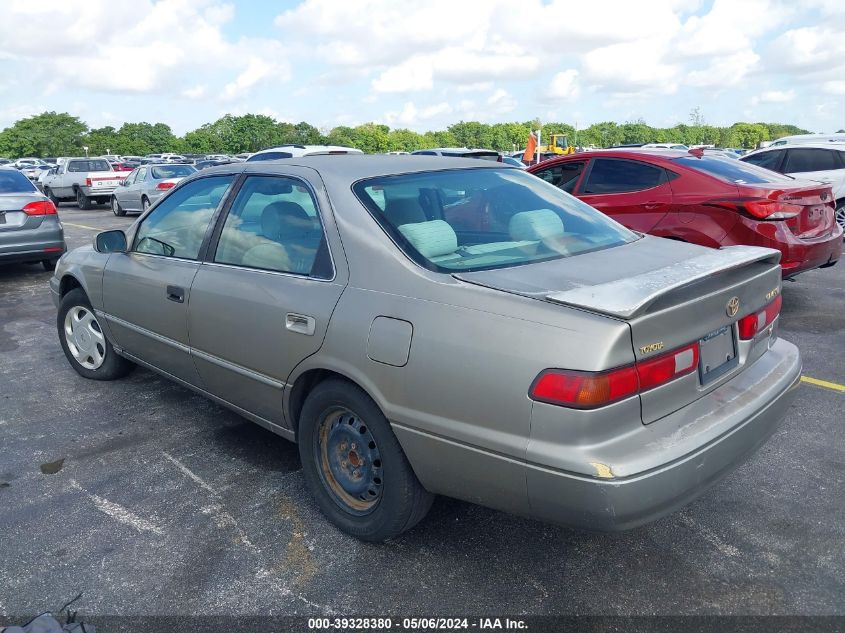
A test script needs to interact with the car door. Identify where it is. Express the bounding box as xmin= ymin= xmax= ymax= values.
xmin=115 ymin=168 xmax=138 ymax=208
xmin=126 ymin=167 xmax=148 ymax=211
xmin=187 ymin=171 xmax=347 ymax=425
xmin=101 ymin=175 xmax=236 ymax=385
xmin=52 ymin=163 xmax=71 ymax=197
xmin=781 ymin=148 xmax=845 ymax=188
xmin=576 ymin=157 xmax=673 ymax=232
